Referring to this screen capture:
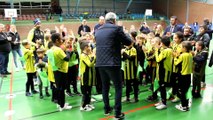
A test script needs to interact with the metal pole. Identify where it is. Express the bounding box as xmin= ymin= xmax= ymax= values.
xmin=9 ymin=0 xmax=14 ymax=24
xmin=113 ymin=0 xmax=116 ymax=12
xmin=92 ymin=0 xmax=94 ymax=14
xmin=186 ymin=0 xmax=189 ymax=22
xmin=75 ymin=0 xmax=81 ymax=15
xmin=9 ymin=0 xmax=14 ymax=8
xmin=124 ymin=0 xmax=133 ymax=14
xmin=167 ymin=0 xmax=169 ymax=18
xmin=67 ymin=0 xmax=70 ymax=14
